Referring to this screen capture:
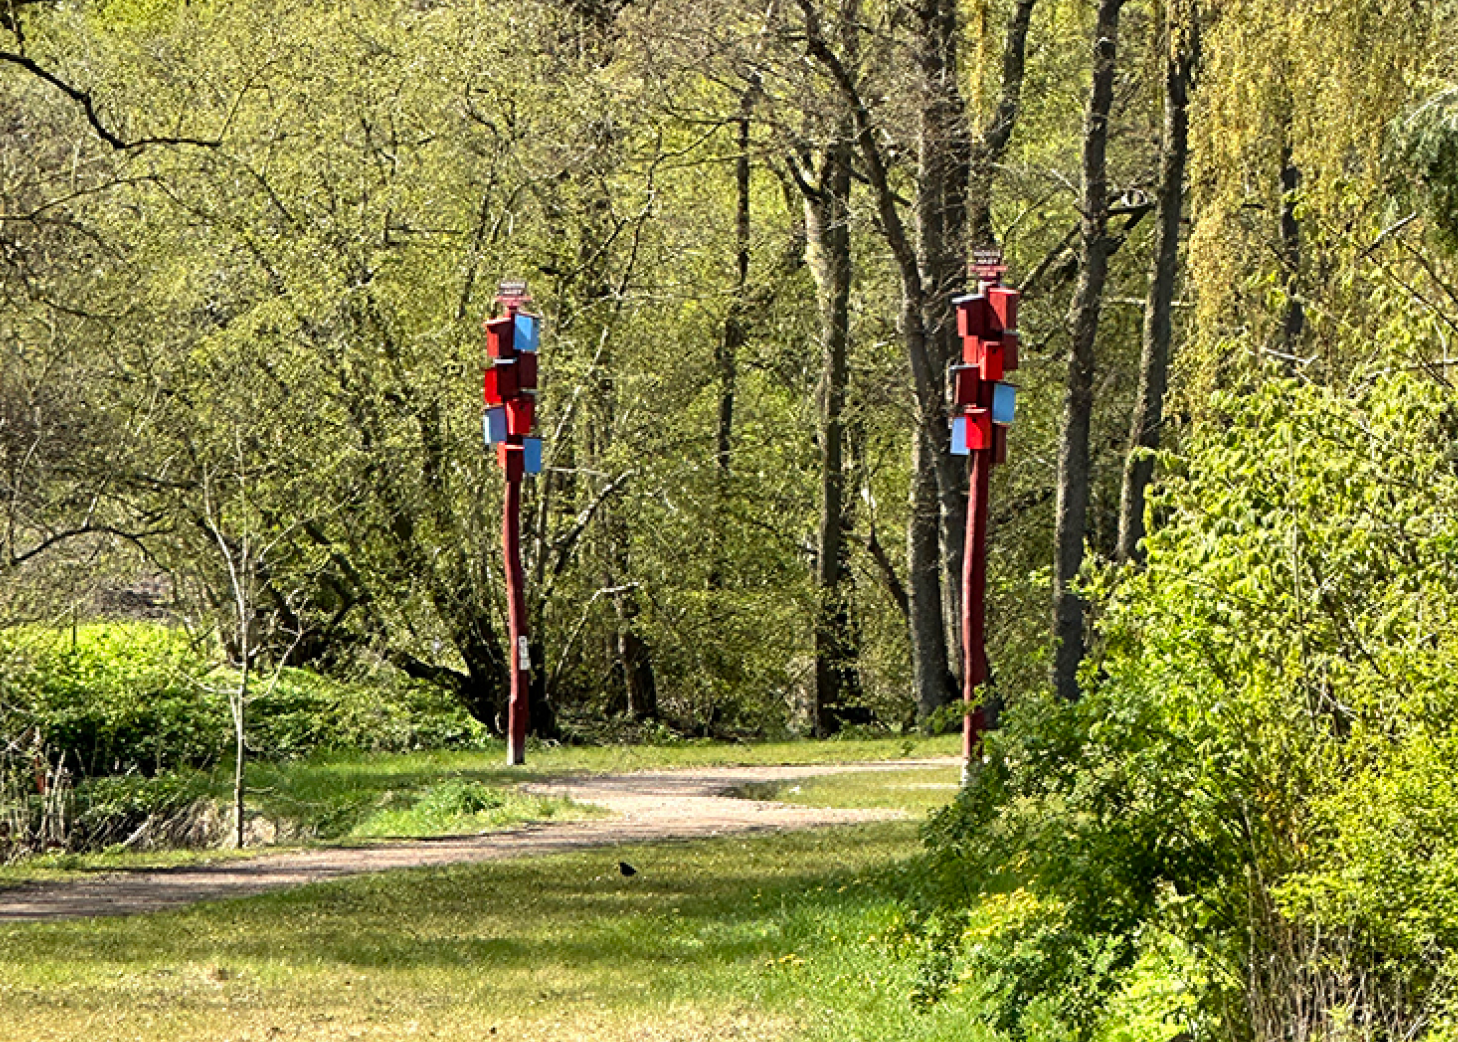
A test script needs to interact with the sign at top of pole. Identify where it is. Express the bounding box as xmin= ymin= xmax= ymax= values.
xmin=497 ymin=279 xmax=531 ymax=307
xmin=969 ymin=249 xmax=1008 ymax=286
